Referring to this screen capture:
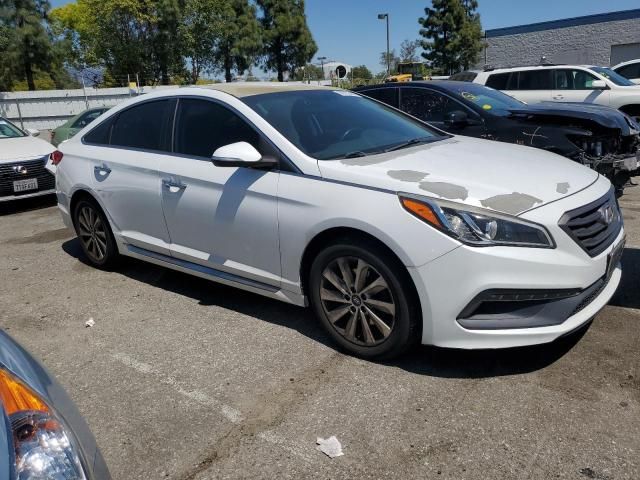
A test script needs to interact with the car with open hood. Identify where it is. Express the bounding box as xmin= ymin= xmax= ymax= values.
xmin=0 ymin=117 xmax=58 ymax=202
xmin=353 ymin=81 xmax=640 ymax=195
xmin=53 ymin=84 xmax=624 ymax=359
